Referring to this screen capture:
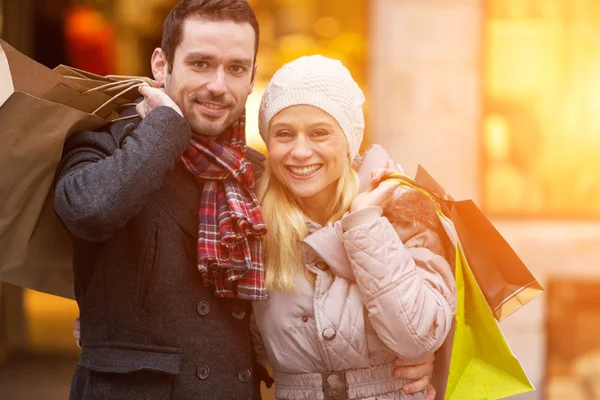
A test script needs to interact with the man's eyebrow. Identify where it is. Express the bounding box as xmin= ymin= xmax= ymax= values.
xmin=230 ymin=58 xmax=253 ymax=67
xmin=182 ymin=52 xmax=252 ymax=67
xmin=182 ymin=52 xmax=215 ymax=61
